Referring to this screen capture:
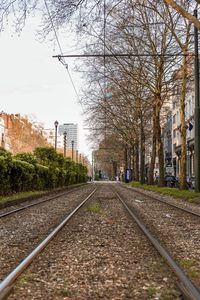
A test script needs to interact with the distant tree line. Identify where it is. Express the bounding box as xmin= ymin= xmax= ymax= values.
xmin=0 ymin=146 xmax=88 ymax=196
